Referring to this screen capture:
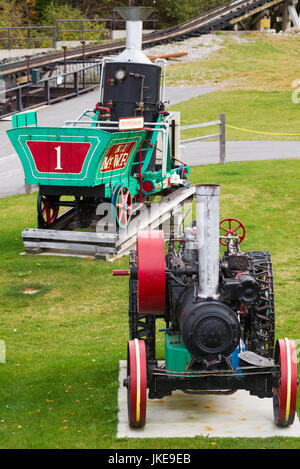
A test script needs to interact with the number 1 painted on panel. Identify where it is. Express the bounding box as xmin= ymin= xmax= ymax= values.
xmin=55 ymin=145 xmax=63 ymax=170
